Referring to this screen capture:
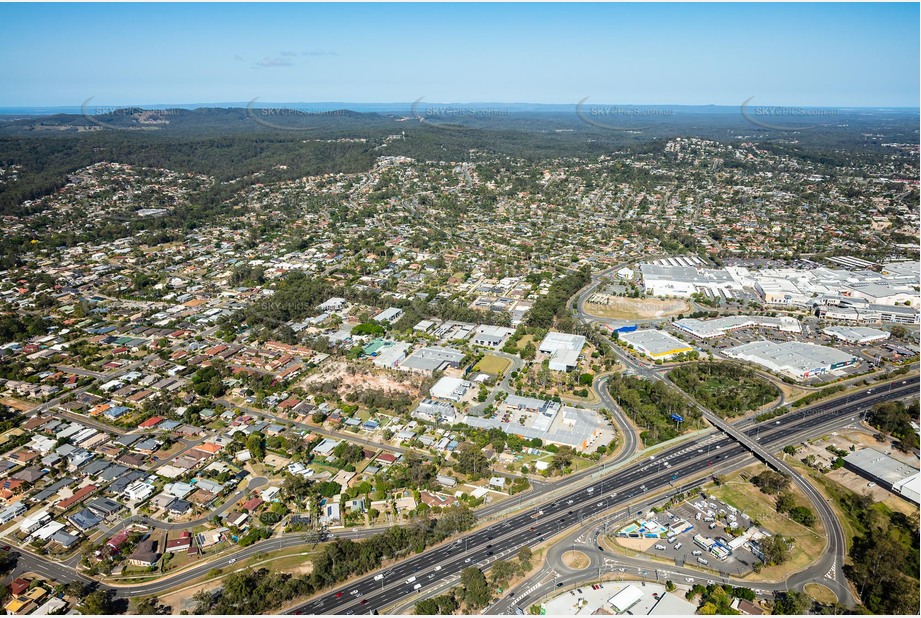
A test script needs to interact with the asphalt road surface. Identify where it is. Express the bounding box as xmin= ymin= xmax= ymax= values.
xmin=285 ymin=378 xmax=916 ymax=615
xmin=11 ymin=377 xmax=914 ymax=608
